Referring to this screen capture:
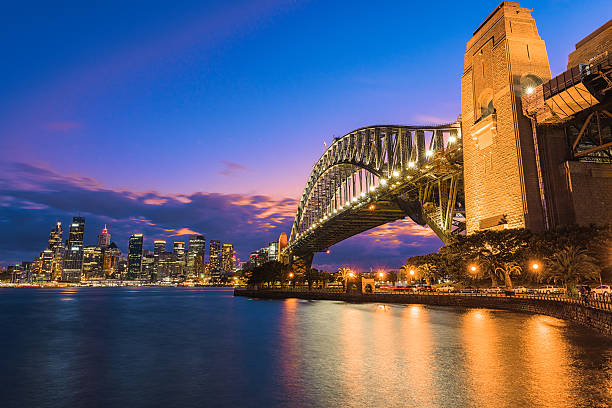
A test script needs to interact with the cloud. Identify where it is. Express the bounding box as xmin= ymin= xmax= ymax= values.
xmin=0 ymin=162 xmax=295 ymax=266
xmin=218 ymin=161 xmax=250 ymax=177
xmin=44 ymin=121 xmax=82 ymax=131
xmin=0 ymin=162 xmax=442 ymax=269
